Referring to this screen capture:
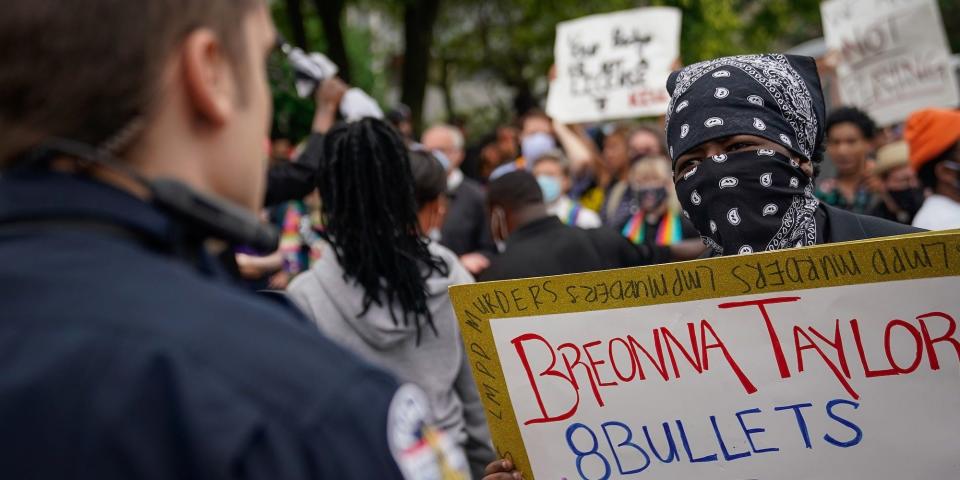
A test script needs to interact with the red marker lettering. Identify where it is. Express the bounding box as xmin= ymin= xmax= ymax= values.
xmin=793 ymin=326 xmax=859 ymax=399
xmin=511 ymin=333 xmax=579 ymax=425
xmin=807 ymin=320 xmax=851 ymax=379
xmin=661 ymin=323 xmax=703 ymax=378
xmin=719 ymin=296 xmax=801 ymax=379
xmin=699 ymin=320 xmax=757 ymax=394
xmin=850 ymin=319 xmax=898 ymax=378
xmin=917 ymin=311 xmax=960 ymax=370
xmin=883 ymin=320 xmax=923 ymax=374
xmin=628 ymin=332 xmax=670 ymax=381
xmin=583 ymin=340 xmax=619 ymax=389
